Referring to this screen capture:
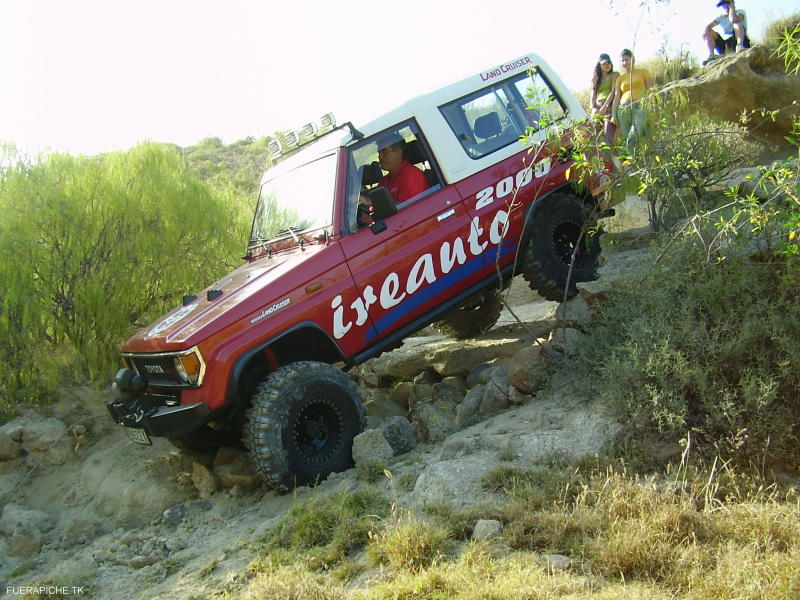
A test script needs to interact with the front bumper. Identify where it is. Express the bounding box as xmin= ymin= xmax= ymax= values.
xmin=107 ymin=368 xmax=210 ymax=438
